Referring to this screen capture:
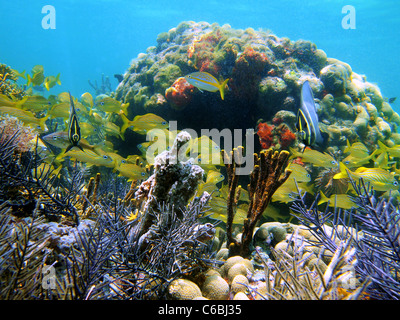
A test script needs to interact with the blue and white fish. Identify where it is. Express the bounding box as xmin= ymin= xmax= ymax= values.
xmin=296 ymin=81 xmax=328 ymax=149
